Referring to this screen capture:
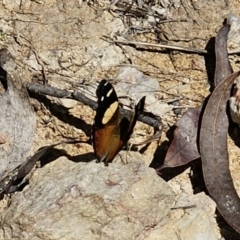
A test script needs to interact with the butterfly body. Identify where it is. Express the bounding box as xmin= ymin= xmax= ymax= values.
xmin=92 ymin=80 xmax=145 ymax=165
